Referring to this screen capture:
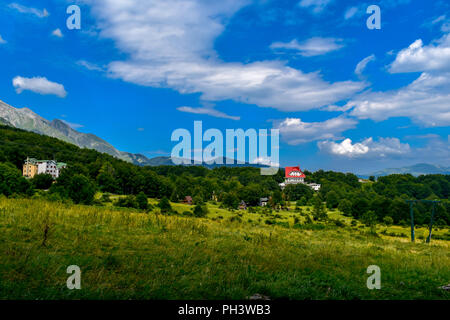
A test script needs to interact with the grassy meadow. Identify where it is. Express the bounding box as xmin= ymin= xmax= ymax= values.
xmin=0 ymin=196 xmax=449 ymax=300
